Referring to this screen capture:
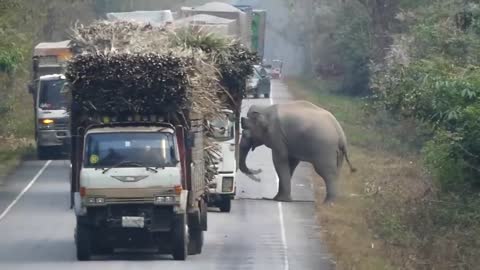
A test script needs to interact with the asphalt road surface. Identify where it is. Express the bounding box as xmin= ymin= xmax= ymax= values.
xmin=0 ymin=80 xmax=334 ymax=270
